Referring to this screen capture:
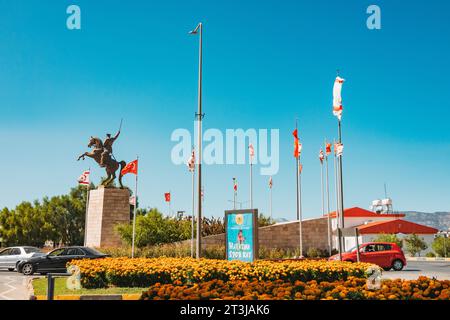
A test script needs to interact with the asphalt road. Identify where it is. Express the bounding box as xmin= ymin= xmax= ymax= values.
xmin=383 ymin=260 xmax=450 ymax=280
xmin=0 ymin=270 xmax=33 ymax=300
xmin=0 ymin=261 xmax=449 ymax=300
